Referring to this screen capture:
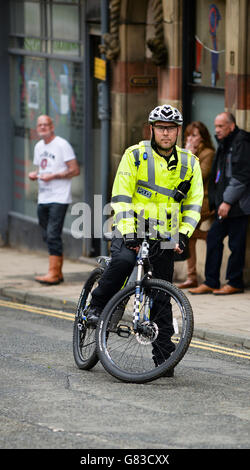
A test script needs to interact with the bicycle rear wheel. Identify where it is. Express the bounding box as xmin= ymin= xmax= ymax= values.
xmin=73 ymin=267 xmax=103 ymax=370
xmin=96 ymin=279 xmax=193 ymax=383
